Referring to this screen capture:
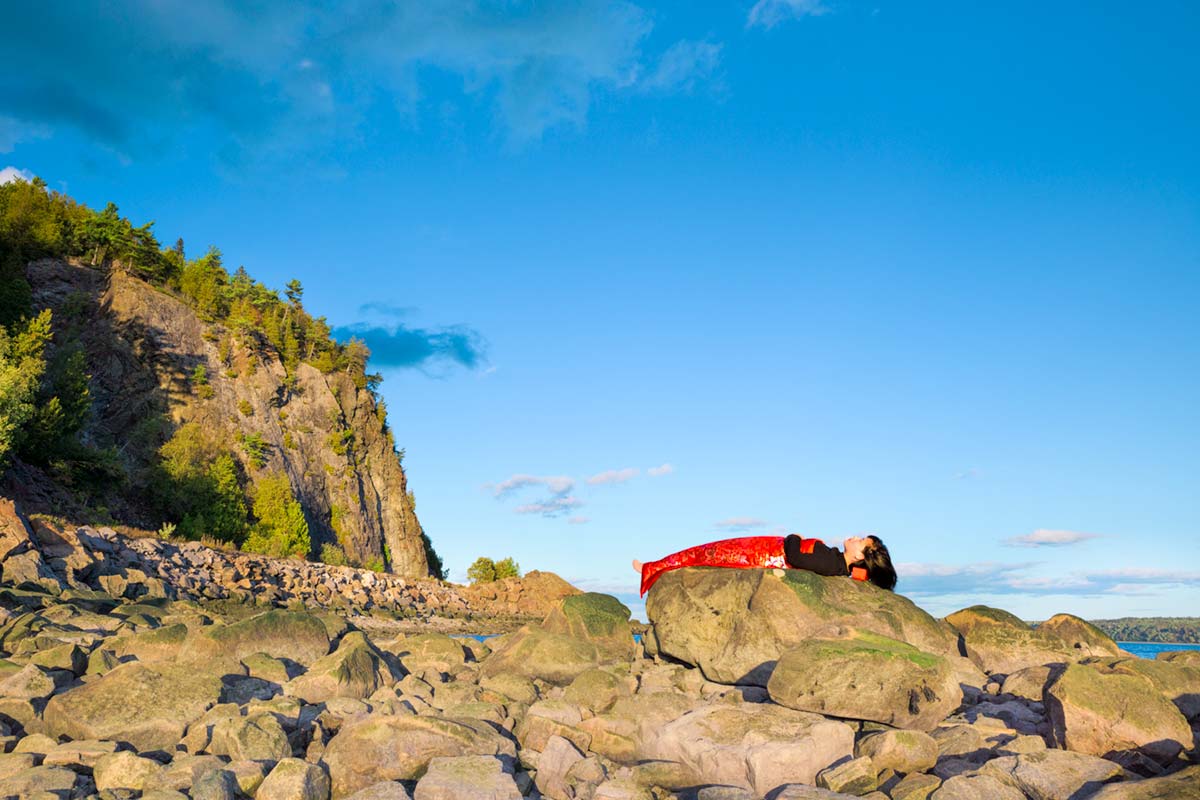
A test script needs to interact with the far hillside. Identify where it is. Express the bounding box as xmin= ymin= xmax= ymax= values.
xmin=1089 ymin=617 xmax=1200 ymax=644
